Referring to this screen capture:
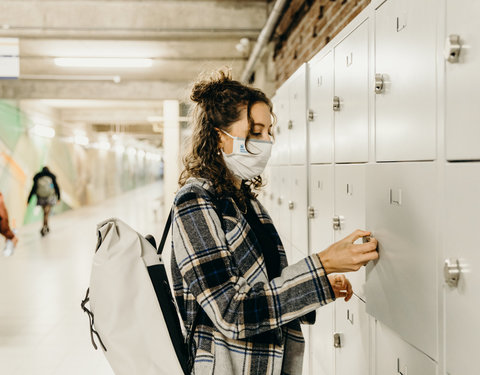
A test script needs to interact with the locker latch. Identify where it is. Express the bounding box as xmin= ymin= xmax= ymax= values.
xmin=277 ymin=197 xmax=283 ymax=205
xmin=332 ymin=215 xmax=343 ymax=230
xmin=288 ymin=120 xmax=293 ymax=130
xmin=333 ymin=96 xmax=340 ymax=111
xmin=308 ymin=206 xmax=315 ymax=219
xmin=333 ymin=333 xmax=342 ymax=348
xmin=308 ymin=109 xmax=315 ymax=122
xmin=445 ymin=34 xmax=461 ymax=63
xmin=375 ymin=74 xmax=385 ymax=94
xmin=444 ymin=258 xmax=461 ymax=287
xmin=288 ymin=201 xmax=295 ymax=210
